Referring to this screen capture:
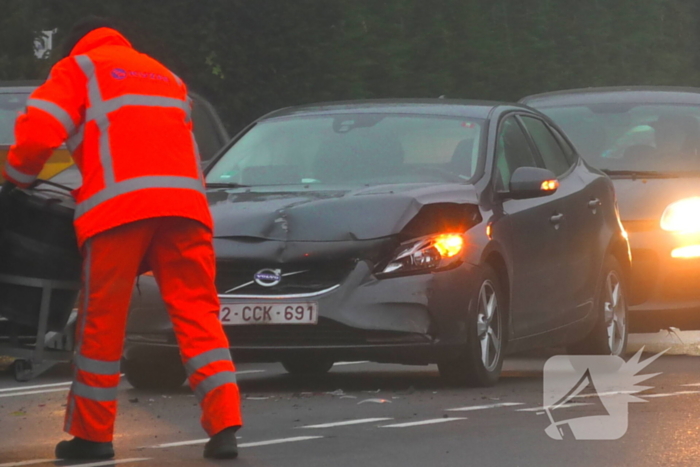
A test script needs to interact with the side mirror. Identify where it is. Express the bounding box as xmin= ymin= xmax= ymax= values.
xmin=507 ymin=167 xmax=559 ymax=200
